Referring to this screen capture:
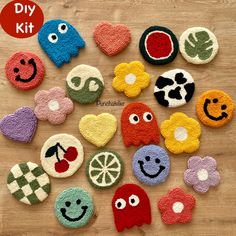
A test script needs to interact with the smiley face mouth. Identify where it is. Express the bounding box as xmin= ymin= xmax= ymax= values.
xmin=60 ymin=205 xmax=88 ymax=222
xmin=15 ymin=58 xmax=37 ymax=83
xmin=203 ymin=99 xmax=228 ymax=121
xmin=138 ymin=160 xmax=165 ymax=178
